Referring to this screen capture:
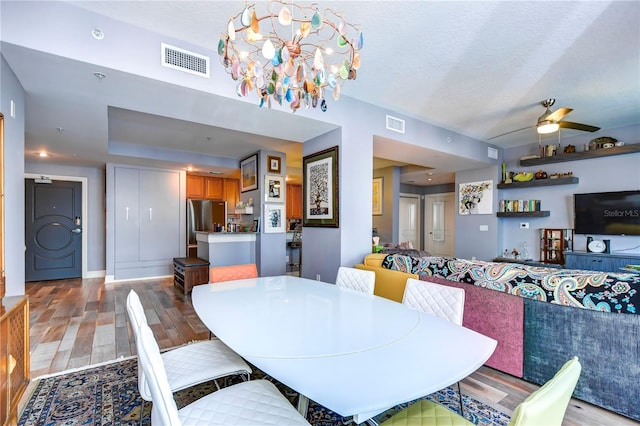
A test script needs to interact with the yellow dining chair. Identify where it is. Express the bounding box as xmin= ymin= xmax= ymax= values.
xmin=380 ymin=356 xmax=581 ymax=426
